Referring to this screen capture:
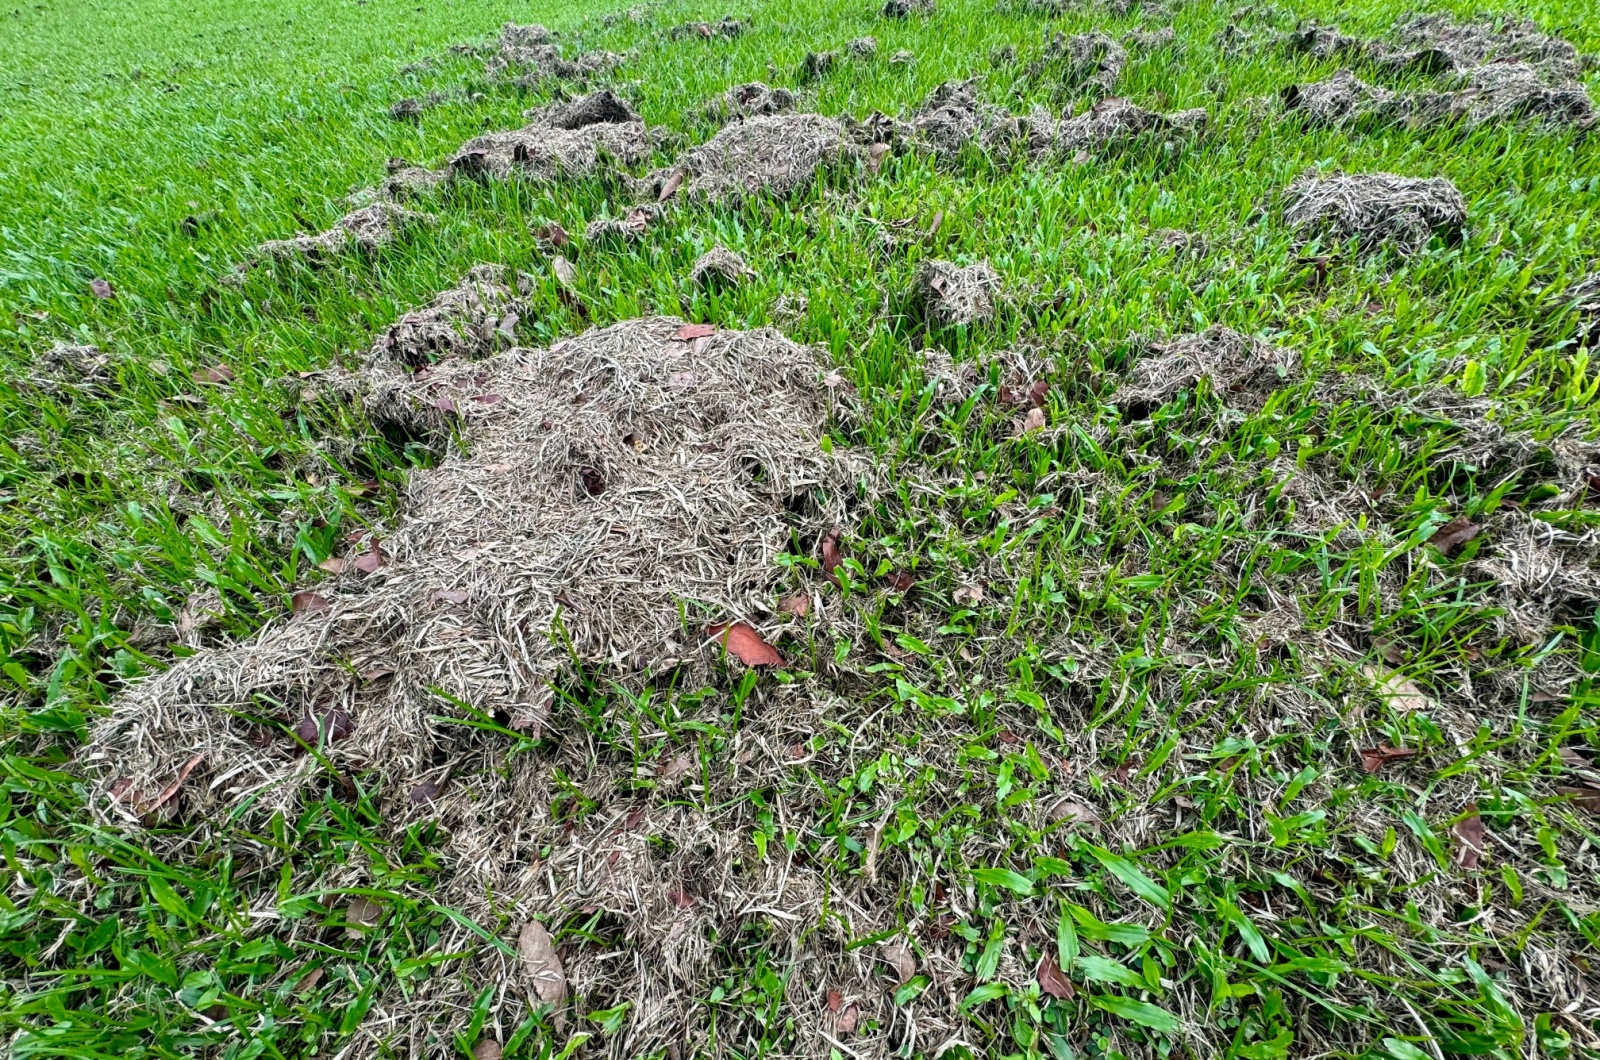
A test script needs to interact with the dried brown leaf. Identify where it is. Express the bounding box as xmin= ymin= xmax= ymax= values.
xmin=953 ymin=583 xmax=984 ymax=606
xmin=674 ymin=322 xmax=716 ymax=340
xmin=1429 ymin=516 xmax=1479 ymax=557
xmin=409 ymin=778 xmax=445 ymax=804
xmin=1557 ymin=785 xmax=1600 ymax=813
xmin=1358 ymin=743 xmax=1417 ymax=774
xmin=472 ymin=393 xmax=506 ymax=405
xmin=345 ymin=896 xmax=384 ymax=936
xmin=1047 ymin=797 xmax=1099 ymax=826
xmin=90 ymin=278 xmax=115 ymax=299
xmin=193 ymin=365 xmax=233 ymax=385
xmin=836 ymin=1002 xmax=860 ymax=1034
xmin=1014 ymin=407 xmax=1046 ymax=435
xmin=821 ymin=527 xmax=843 ymax=583
xmin=825 ymin=989 xmax=844 ymax=1012
xmin=868 ymin=142 xmax=891 ymax=174
xmin=579 ymin=466 xmax=606 ymax=496
xmin=431 ymin=589 xmax=471 ymax=605
xmin=317 ymin=557 xmax=348 ymax=574
xmin=472 ymin=1040 xmax=504 ymax=1060
xmin=537 ymin=222 xmax=570 ymax=248
xmin=1363 ymin=664 xmax=1431 ymax=712
xmin=551 ymin=255 xmax=577 ymax=288
xmin=435 ymin=395 xmax=458 ymax=414
xmin=881 ymin=940 xmax=917 ymax=984
xmin=707 ymin=621 xmax=785 ymax=666
xmin=291 ymin=591 xmax=329 ymax=614
xmin=926 ymin=210 xmax=943 ymax=240
xmin=144 ymin=752 xmax=206 ymax=813
xmin=1453 ymin=805 xmax=1486 ymax=869
xmin=518 ymin=920 xmax=568 ymax=1007
xmin=780 ymin=592 xmax=811 ymax=617
xmin=658 ymin=168 xmax=685 ymax=201
xmin=883 ymin=570 xmax=914 ymax=593
xmin=295 ymin=709 xmax=355 ymax=744
xmin=1037 ymin=953 xmax=1075 ymax=1000
xmin=353 ymin=544 xmax=386 ymax=574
